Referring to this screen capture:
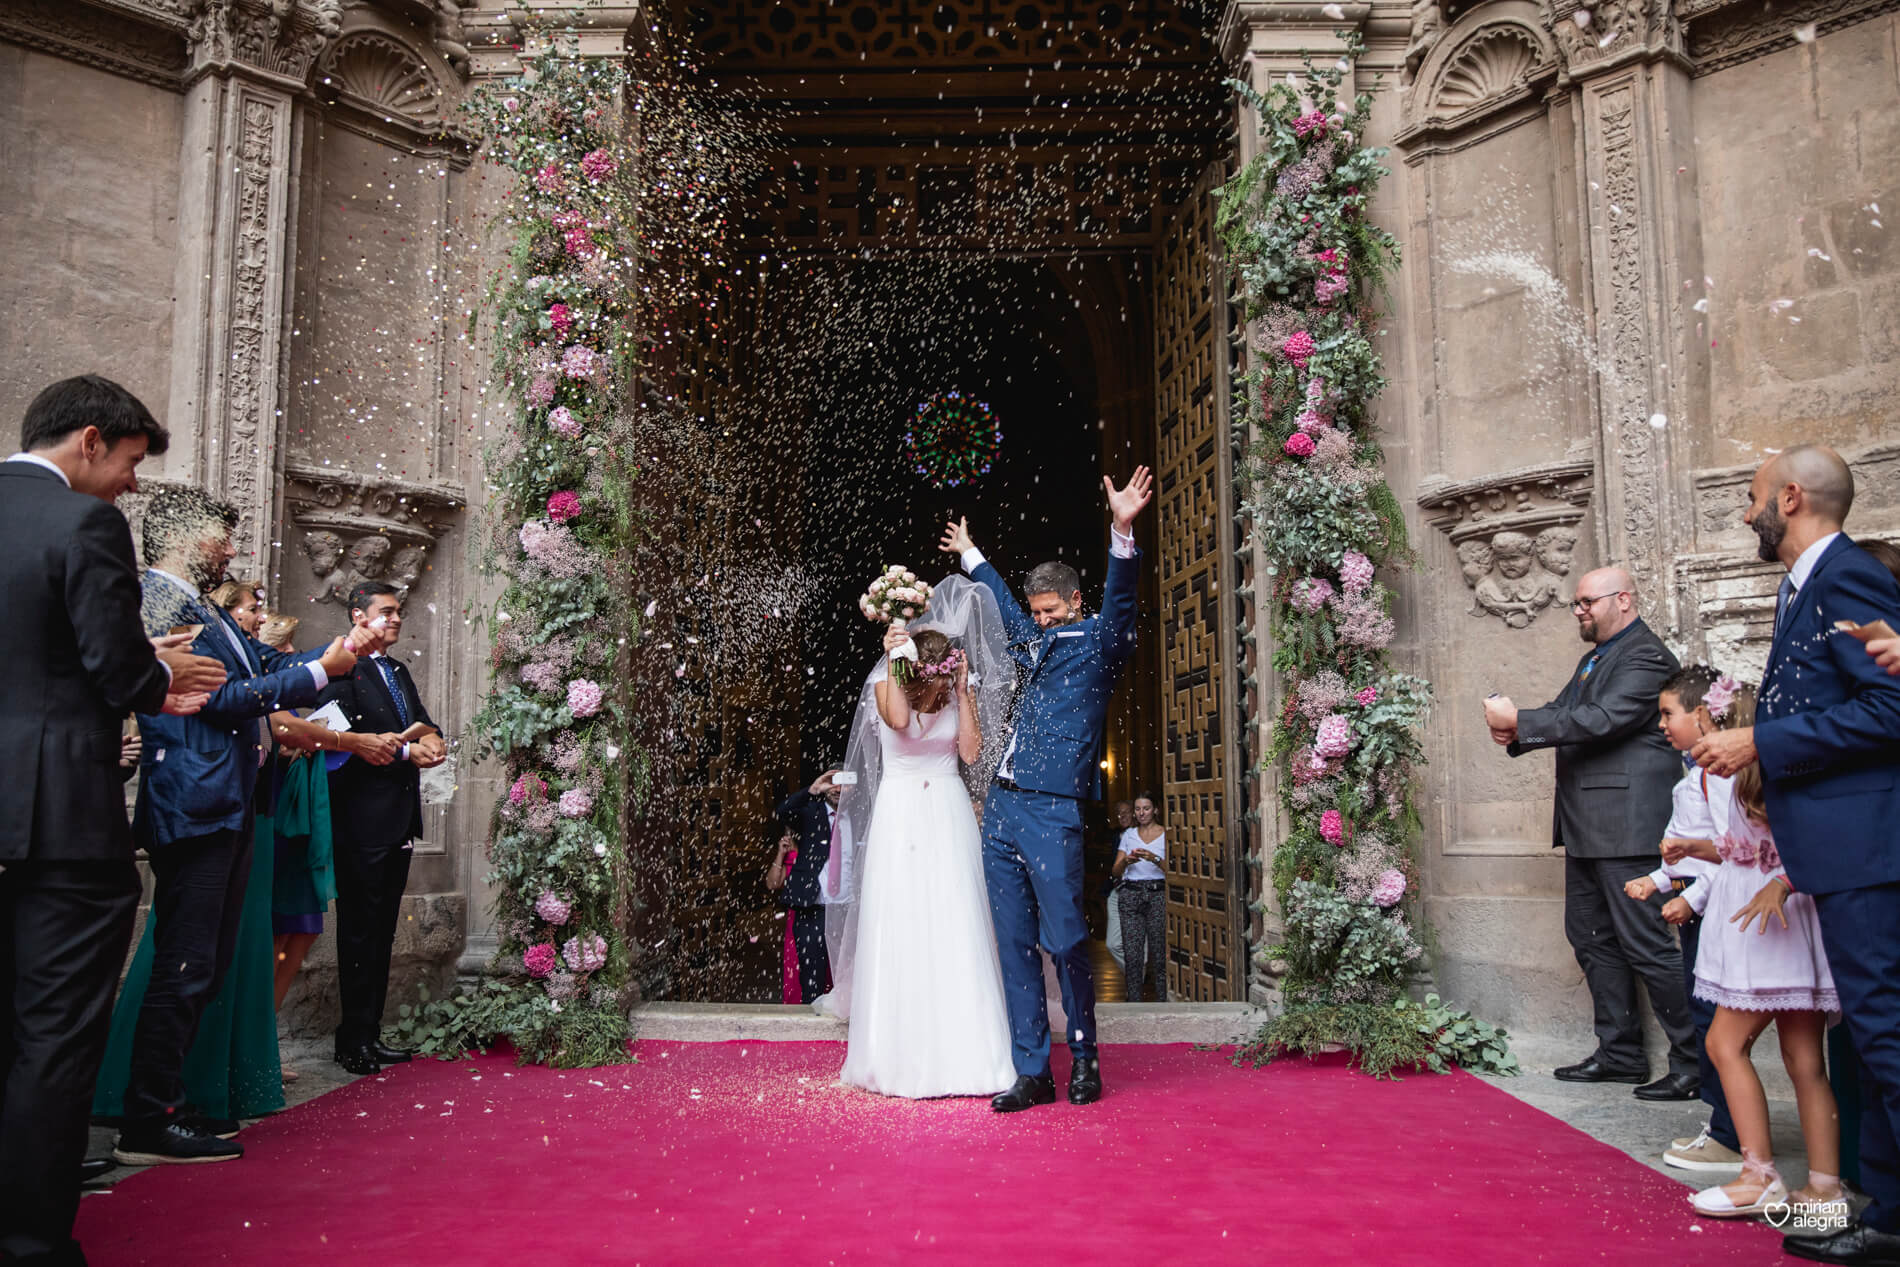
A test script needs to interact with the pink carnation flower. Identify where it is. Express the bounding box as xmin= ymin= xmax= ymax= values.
xmin=1284 ymin=432 xmax=1316 ymax=458
xmin=1320 ymin=809 xmax=1345 ymax=845
xmin=1314 ymin=713 xmax=1355 ymax=759
xmin=534 ymin=890 xmax=572 ymax=925
xmin=547 ymin=490 xmax=581 ymax=523
xmin=523 ymin=942 xmax=559 ymax=978
xmin=558 ymin=787 xmax=593 ymax=819
xmin=1372 ymin=868 xmax=1408 ymax=907
xmin=1282 ymin=330 xmax=1317 ymax=366
xmin=580 ymin=149 xmax=618 ymax=182
xmin=1339 ymin=550 xmax=1375 ymax=595
xmin=1355 ymin=685 xmax=1380 ymax=707
xmin=548 ymin=406 xmax=582 ymax=438
xmin=548 ymin=302 xmax=574 ymax=337
xmin=567 ymin=677 xmax=603 ymax=719
xmin=534 ymin=163 xmax=565 ymax=194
